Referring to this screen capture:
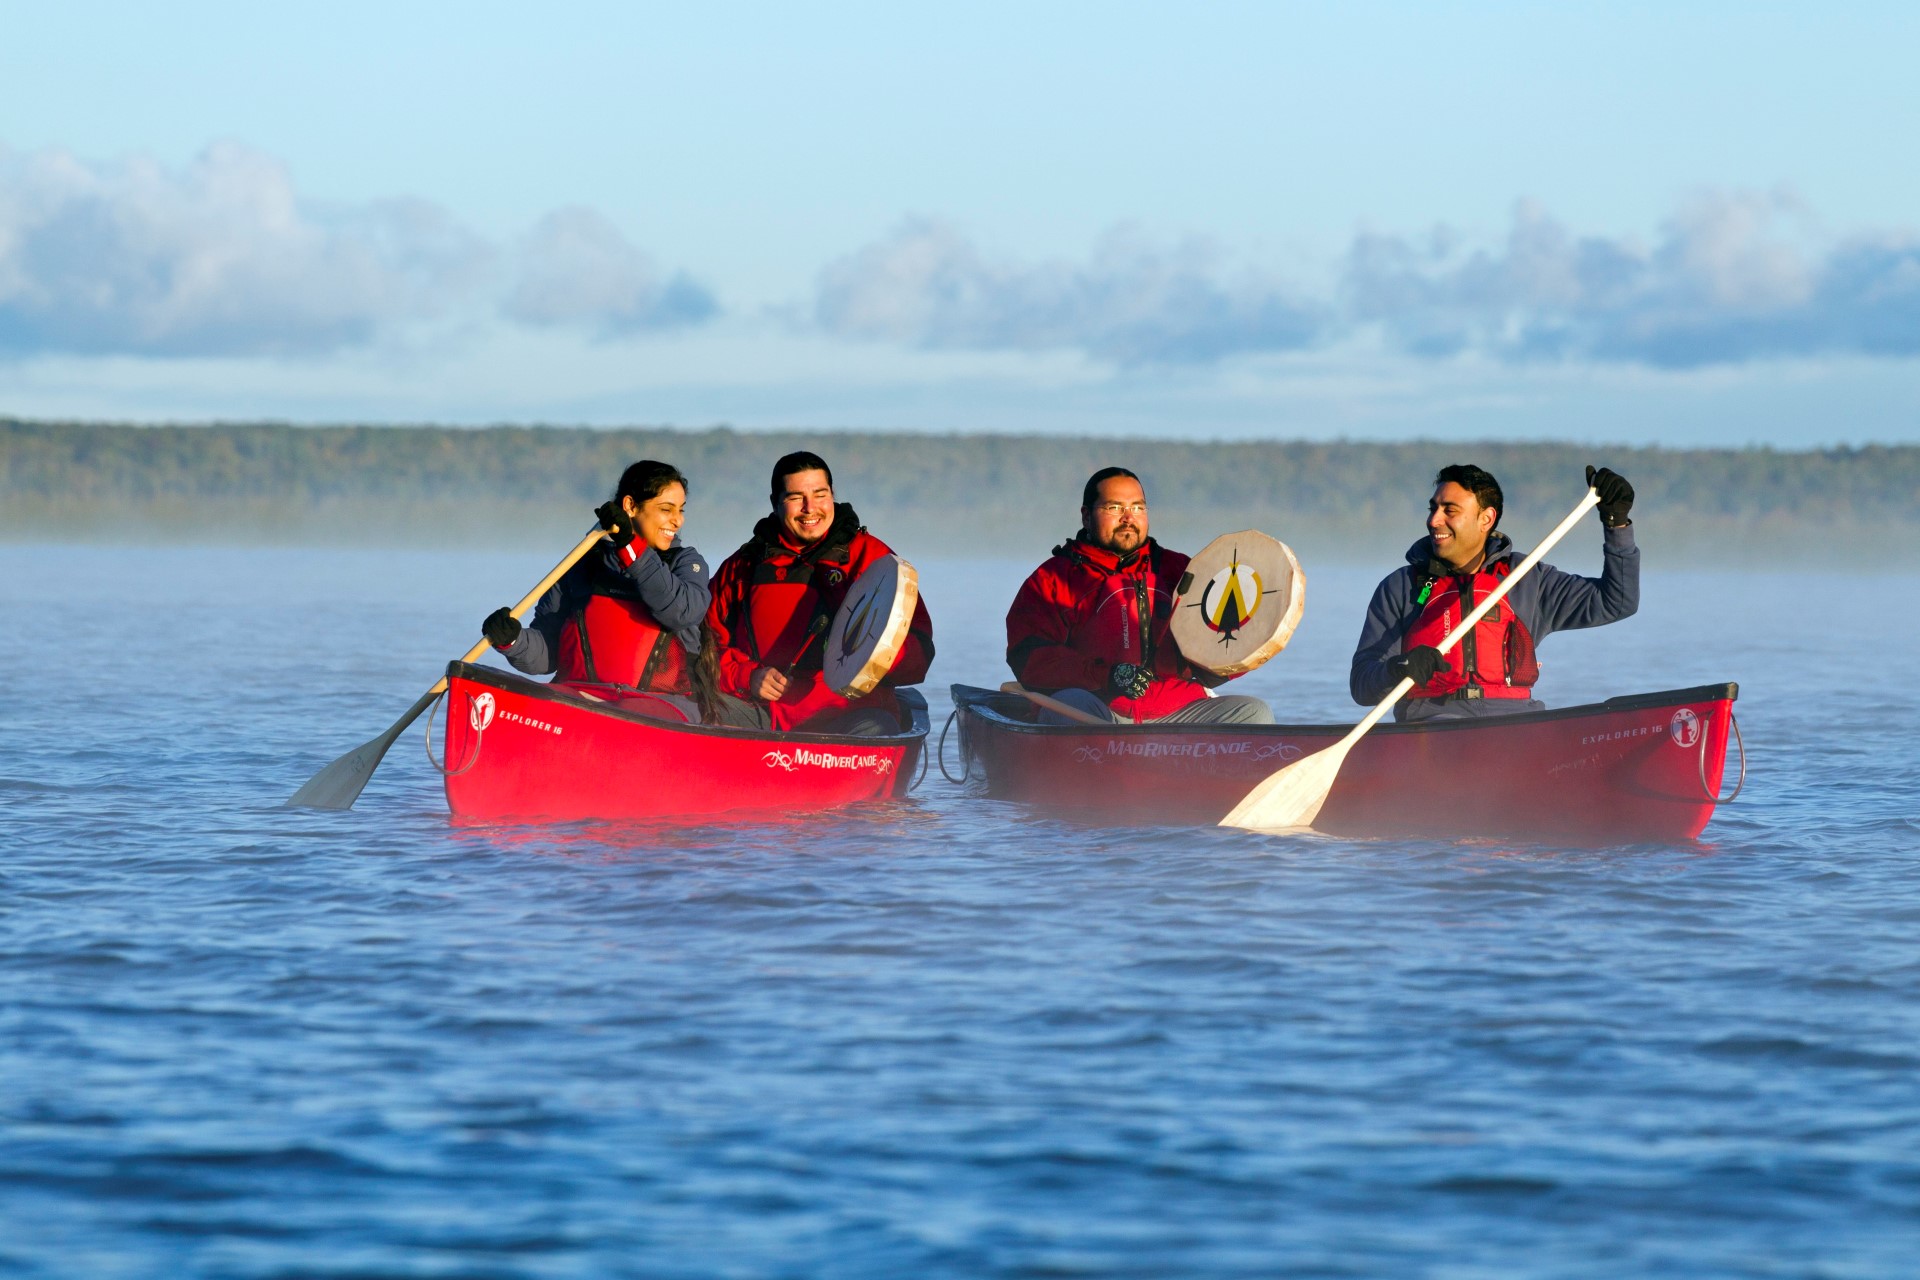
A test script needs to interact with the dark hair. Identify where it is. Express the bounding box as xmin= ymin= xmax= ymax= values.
xmin=1081 ymin=466 xmax=1142 ymax=511
xmin=615 ymin=459 xmax=688 ymax=505
xmin=1434 ymin=463 xmax=1503 ymax=529
xmin=770 ymin=451 xmax=833 ymax=503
